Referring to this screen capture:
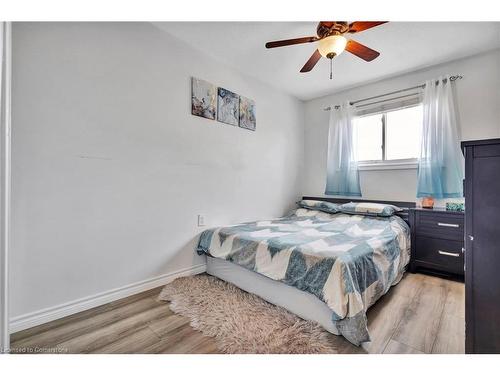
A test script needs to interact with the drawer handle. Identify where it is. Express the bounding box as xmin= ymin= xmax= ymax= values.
xmin=438 ymin=250 xmax=460 ymax=257
xmin=437 ymin=222 xmax=459 ymax=228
